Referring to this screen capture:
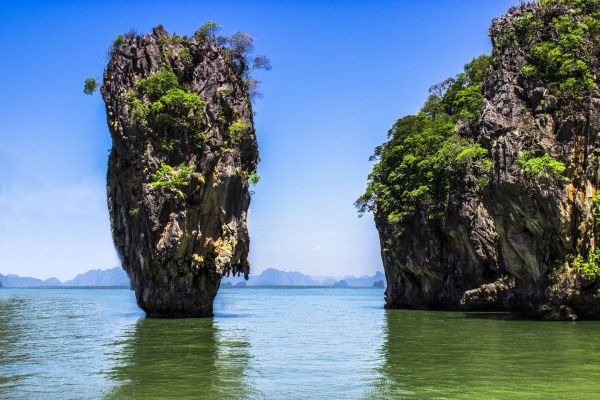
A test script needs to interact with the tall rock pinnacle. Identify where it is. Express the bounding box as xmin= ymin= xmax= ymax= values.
xmin=101 ymin=25 xmax=261 ymax=317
